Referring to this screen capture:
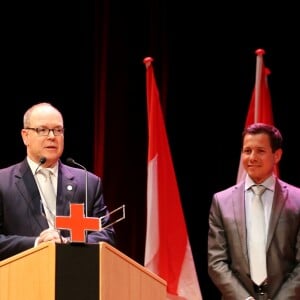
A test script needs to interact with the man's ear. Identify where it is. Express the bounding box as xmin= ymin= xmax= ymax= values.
xmin=274 ymin=148 xmax=283 ymax=164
